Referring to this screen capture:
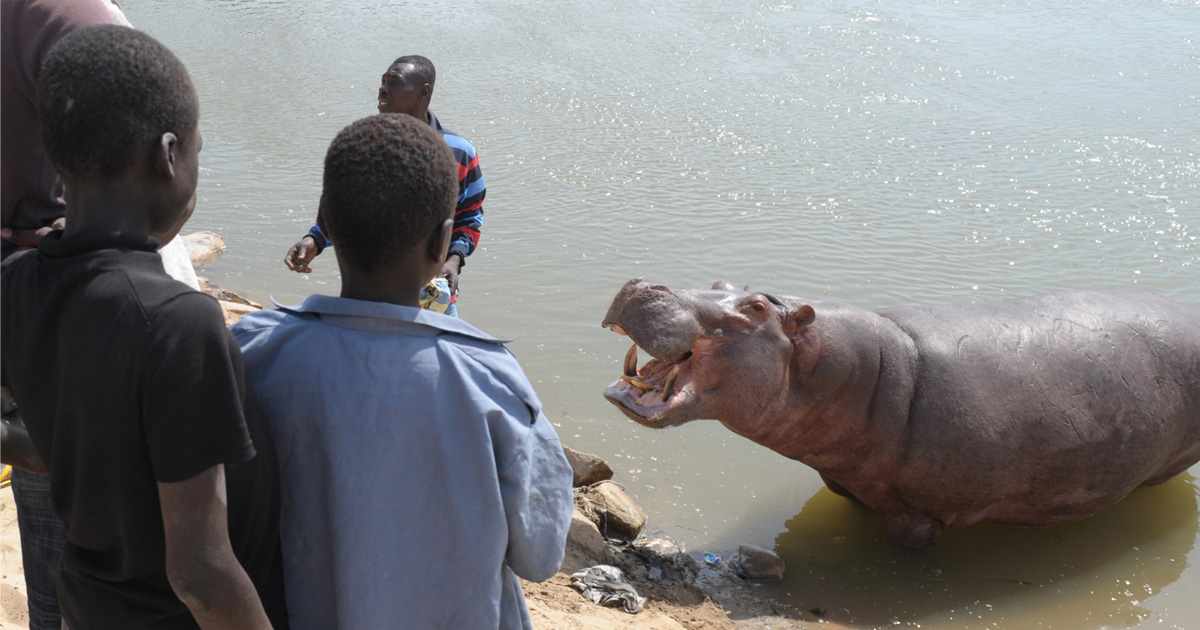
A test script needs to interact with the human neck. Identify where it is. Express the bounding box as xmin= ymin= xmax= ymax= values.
xmin=62 ymin=177 xmax=154 ymax=237
xmin=337 ymin=260 xmax=429 ymax=308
